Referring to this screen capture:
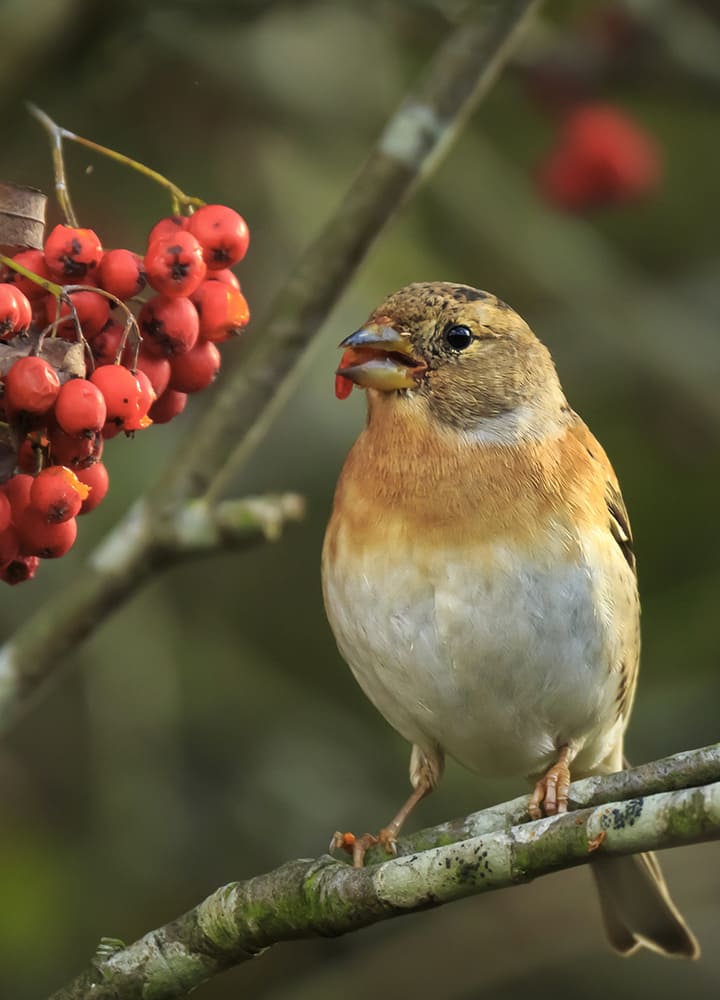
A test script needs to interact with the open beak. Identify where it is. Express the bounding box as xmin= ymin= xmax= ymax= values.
xmin=336 ymin=323 xmax=425 ymax=392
